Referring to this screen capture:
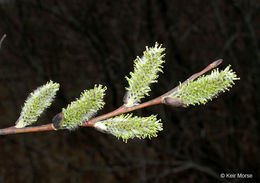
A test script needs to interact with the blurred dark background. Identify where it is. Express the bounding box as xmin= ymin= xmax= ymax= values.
xmin=0 ymin=0 xmax=259 ymax=182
